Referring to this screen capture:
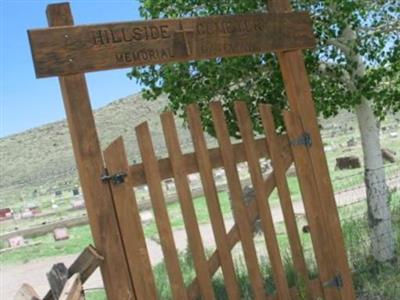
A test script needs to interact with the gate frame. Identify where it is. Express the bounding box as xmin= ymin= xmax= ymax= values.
xmin=31 ymin=1 xmax=355 ymax=299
